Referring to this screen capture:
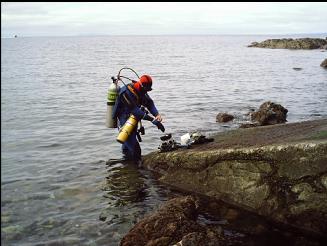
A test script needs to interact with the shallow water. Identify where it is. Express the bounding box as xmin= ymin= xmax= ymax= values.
xmin=1 ymin=35 xmax=327 ymax=245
